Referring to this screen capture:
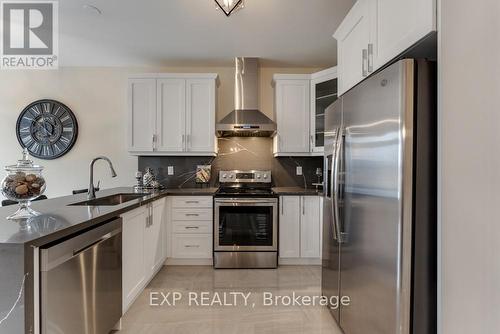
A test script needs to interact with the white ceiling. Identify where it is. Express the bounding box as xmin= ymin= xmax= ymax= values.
xmin=58 ymin=0 xmax=355 ymax=67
